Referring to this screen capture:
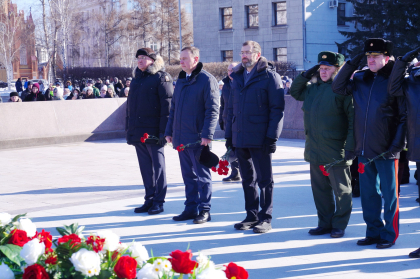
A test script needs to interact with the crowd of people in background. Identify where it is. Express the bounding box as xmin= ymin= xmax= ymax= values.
xmin=4 ymin=76 xmax=134 ymax=103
